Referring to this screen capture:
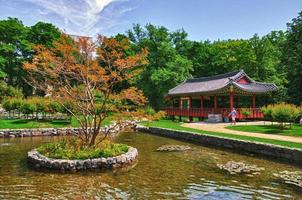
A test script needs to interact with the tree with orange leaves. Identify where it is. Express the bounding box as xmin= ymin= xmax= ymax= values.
xmin=24 ymin=34 xmax=148 ymax=146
